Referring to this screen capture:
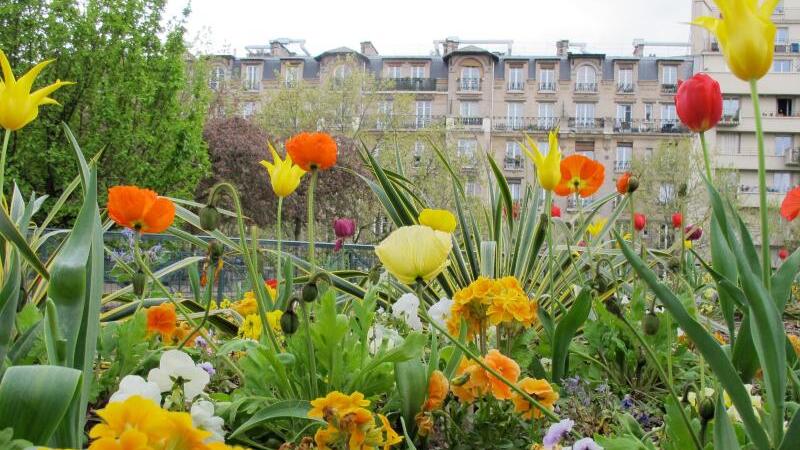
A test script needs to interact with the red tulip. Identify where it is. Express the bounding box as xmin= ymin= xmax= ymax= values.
xmin=780 ymin=187 xmax=800 ymax=221
xmin=675 ymin=73 xmax=722 ymax=133
xmin=551 ymin=204 xmax=561 ymax=218
xmin=672 ymin=212 xmax=683 ymax=229
xmin=779 ymin=248 xmax=789 ymax=261
xmin=266 ymin=279 xmax=278 ymax=289
xmin=685 ymin=224 xmax=703 ymax=241
xmin=634 ymin=213 xmax=646 ymax=232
